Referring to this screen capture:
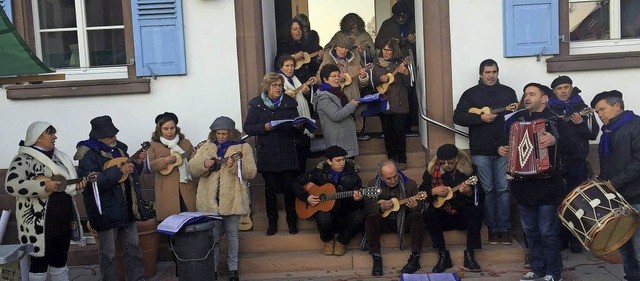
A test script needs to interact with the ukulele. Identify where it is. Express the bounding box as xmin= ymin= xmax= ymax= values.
xmin=295 ymin=182 xmax=382 ymax=219
xmin=468 ymin=103 xmax=518 ymax=115
xmin=103 ymin=141 xmax=151 ymax=183
xmin=563 ymin=107 xmax=595 ymax=122
xmin=375 ymin=57 xmax=411 ymax=94
xmin=432 ymin=176 xmax=478 ymax=208
xmin=159 ymin=149 xmax=194 ymax=176
xmin=378 ymin=191 xmax=428 ymax=218
xmin=201 ymin=151 xmax=243 ymax=178
xmin=284 ymin=77 xmax=316 ymax=98
xmin=293 ymin=50 xmax=323 ymax=70
xmin=34 ymin=172 xmax=99 ymax=192
xmin=340 ymin=63 xmax=374 ymax=88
